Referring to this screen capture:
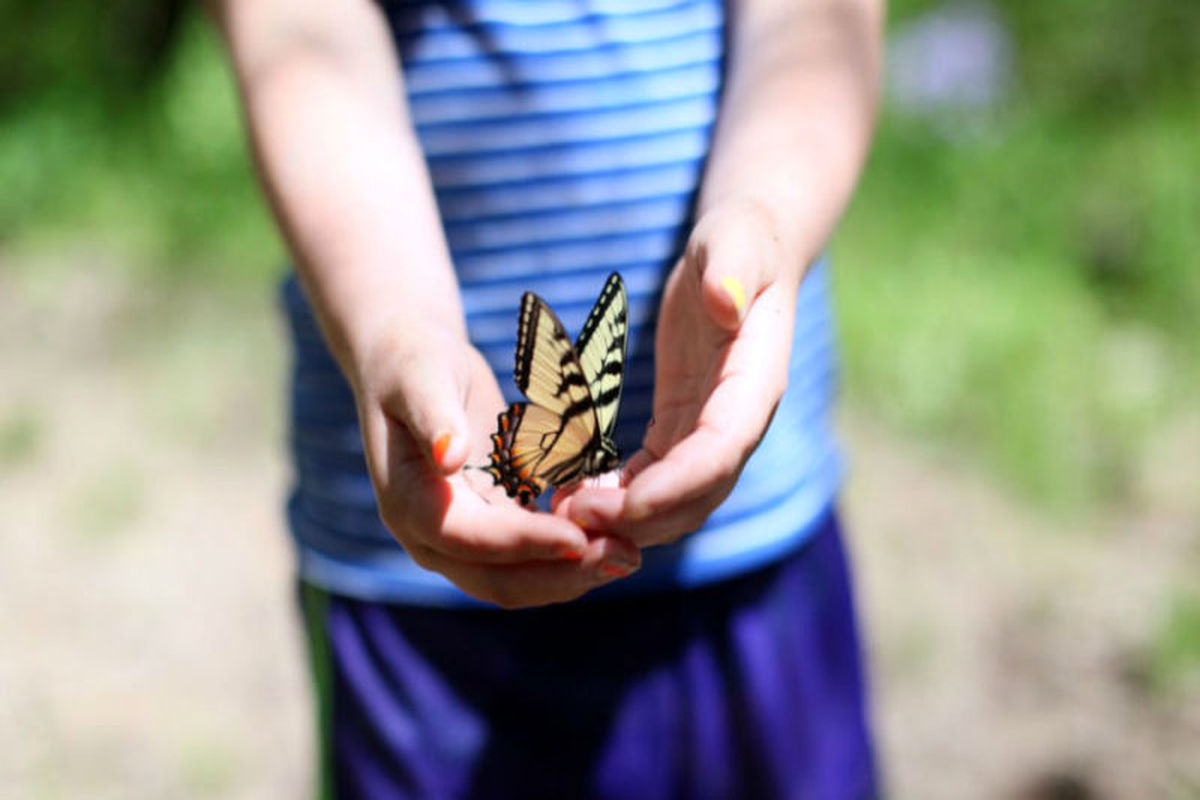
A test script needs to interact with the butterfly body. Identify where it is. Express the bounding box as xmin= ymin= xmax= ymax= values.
xmin=485 ymin=273 xmax=628 ymax=506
